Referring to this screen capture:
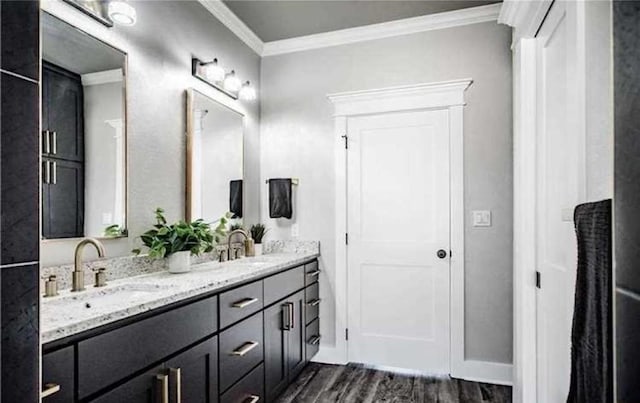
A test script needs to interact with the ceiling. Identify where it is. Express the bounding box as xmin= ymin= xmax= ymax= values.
xmin=223 ymin=0 xmax=501 ymax=42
